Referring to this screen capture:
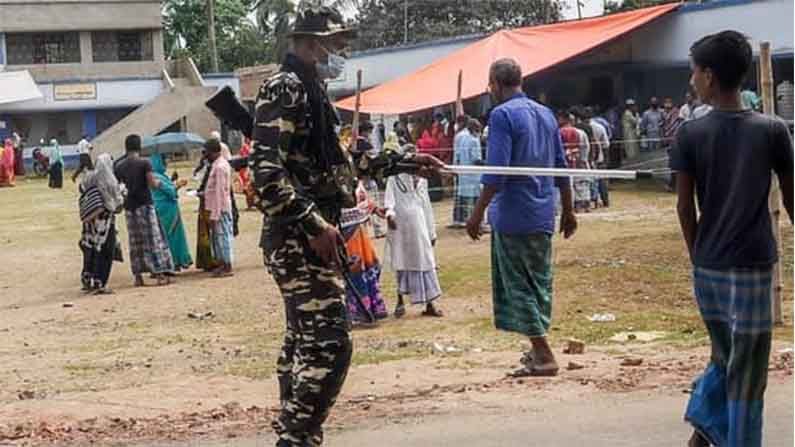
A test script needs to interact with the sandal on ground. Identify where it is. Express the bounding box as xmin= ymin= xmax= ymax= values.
xmin=156 ymin=275 xmax=172 ymax=286
xmin=351 ymin=320 xmax=379 ymax=329
xmin=421 ymin=306 xmax=444 ymax=318
xmin=394 ymin=303 xmax=406 ymax=319
xmin=212 ymin=270 xmax=234 ymax=278
xmin=520 ymin=351 xmax=535 ymax=367
xmin=93 ymin=287 xmax=114 ymax=295
xmin=506 ymin=363 xmax=559 ymax=378
xmin=134 ymin=277 xmax=145 ymax=287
